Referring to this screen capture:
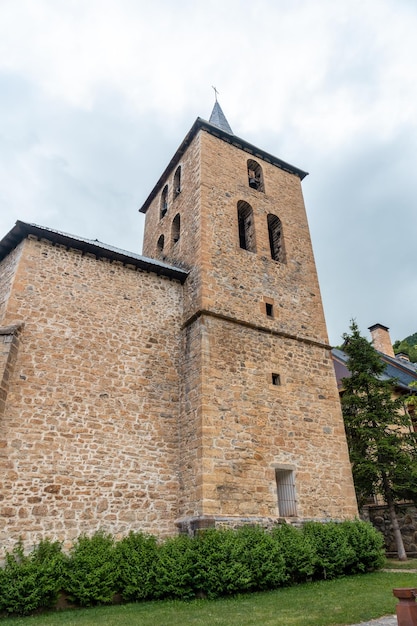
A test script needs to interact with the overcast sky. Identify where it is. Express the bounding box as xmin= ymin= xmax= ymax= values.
xmin=1 ymin=0 xmax=416 ymax=346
